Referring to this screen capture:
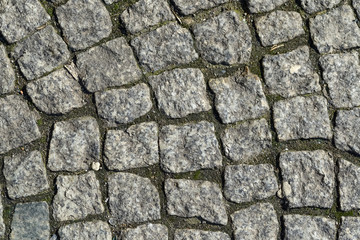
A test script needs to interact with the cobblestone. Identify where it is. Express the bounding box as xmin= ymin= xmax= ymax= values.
xmin=121 ymin=224 xmax=168 ymax=240
xmin=58 ymin=221 xmax=112 ymax=240
xmin=172 ymin=0 xmax=228 ymax=15
xmin=174 ymin=229 xmax=230 ymax=240
xmin=338 ymin=159 xmax=360 ymax=211
xmin=0 ymin=193 xmax=4 ymax=238
xmin=300 ymin=0 xmax=341 ymax=13
xmin=247 ymin=0 xmax=288 ymax=13
xmin=339 ymin=217 xmax=360 ymax=240
xmin=0 ymin=44 xmax=15 ymax=95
